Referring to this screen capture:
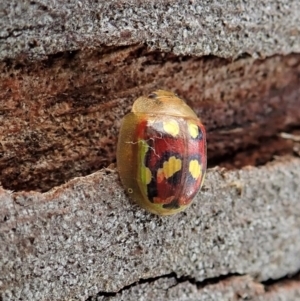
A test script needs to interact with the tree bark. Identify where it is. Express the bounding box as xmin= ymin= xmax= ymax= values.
xmin=0 ymin=0 xmax=300 ymax=300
